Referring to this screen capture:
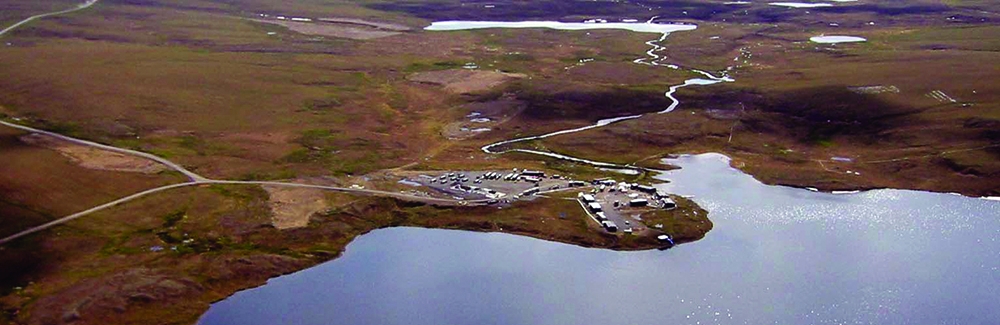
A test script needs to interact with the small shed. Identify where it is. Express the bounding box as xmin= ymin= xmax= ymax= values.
xmin=635 ymin=185 xmax=657 ymax=194
xmin=629 ymin=198 xmax=649 ymax=207
xmin=521 ymin=170 xmax=545 ymax=177
xmin=522 ymin=176 xmax=542 ymax=183
xmin=661 ymin=197 xmax=677 ymax=209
